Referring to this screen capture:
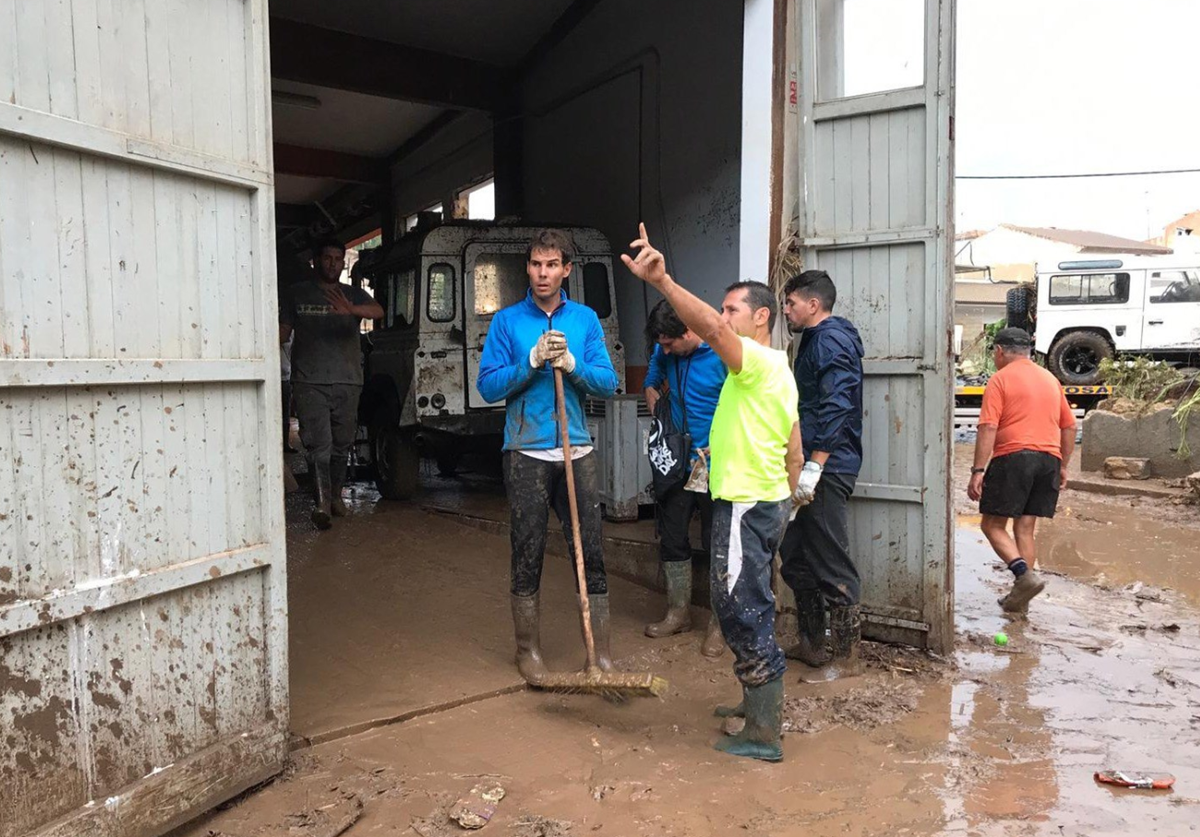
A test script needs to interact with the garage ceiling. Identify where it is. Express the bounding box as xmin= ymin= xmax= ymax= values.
xmin=269 ymin=0 xmax=590 ymax=228
xmin=271 ymin=80 xmax=447 ymax=158
xmin=270 ymin=0 xmax=578 ymax=65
